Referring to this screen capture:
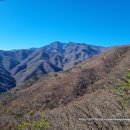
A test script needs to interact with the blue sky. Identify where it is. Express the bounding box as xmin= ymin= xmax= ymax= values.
xmin=0 ymin=0 xmax=130 ymax=50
